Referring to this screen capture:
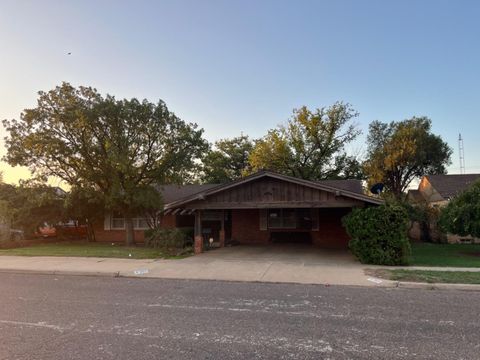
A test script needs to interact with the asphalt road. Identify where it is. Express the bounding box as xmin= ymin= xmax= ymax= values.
xmin=0 ymin=274 xmax=479 ymax=360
